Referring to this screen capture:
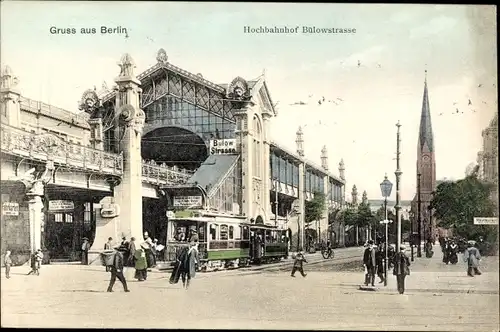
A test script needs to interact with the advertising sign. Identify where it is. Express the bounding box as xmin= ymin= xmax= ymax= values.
xmin=173 ymin=196 xmax=203 ymax=208
xmin=48 ymin=200 xmax=74 ymax=212
xmin=209 ymin=139 xmax=238 ymax=155
xmin=2 ymin=202 xmax=19 ymax=216
xmin=473 ymin=217 xmax=498 ymax=225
